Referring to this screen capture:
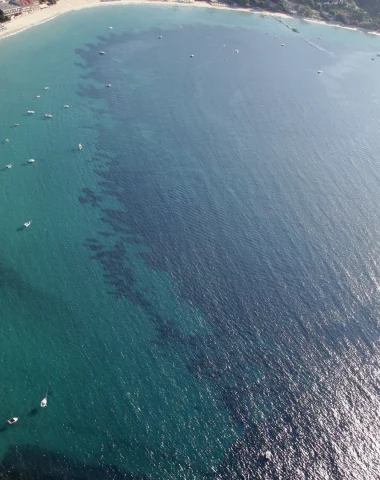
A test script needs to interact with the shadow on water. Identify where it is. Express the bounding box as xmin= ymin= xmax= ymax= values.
xmin=0 ymin=445 xmax=150 ymax=480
